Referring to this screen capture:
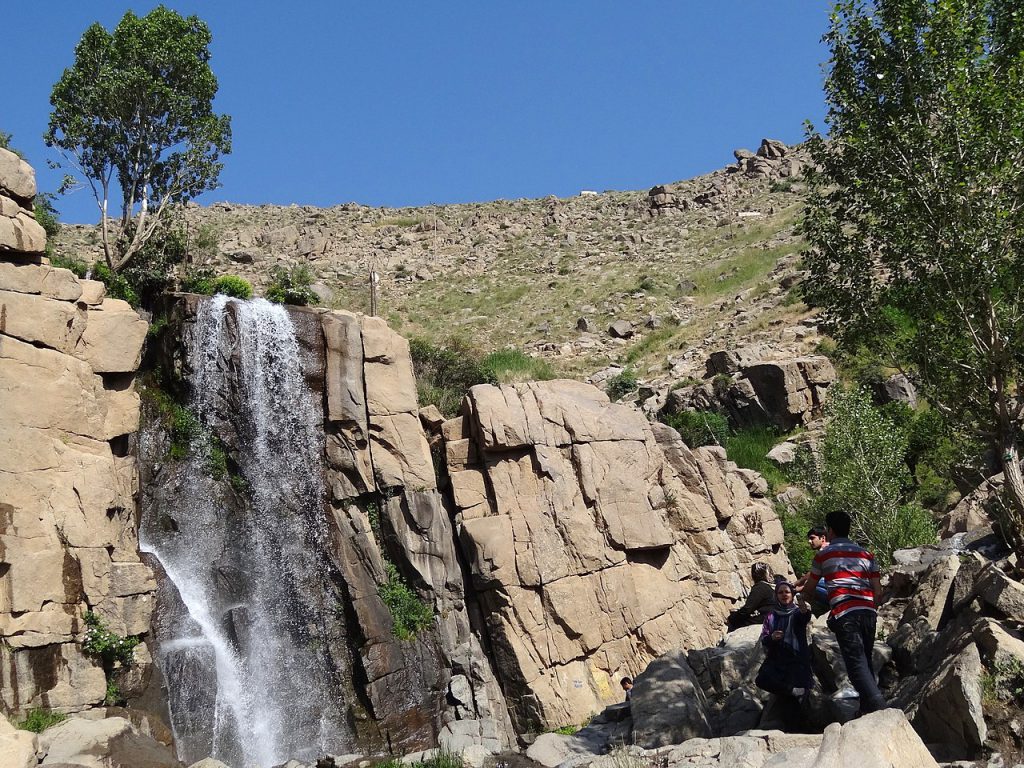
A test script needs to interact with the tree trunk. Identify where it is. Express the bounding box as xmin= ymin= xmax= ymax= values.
xmin=996 ymin=407 xmax=1024 ymax=563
